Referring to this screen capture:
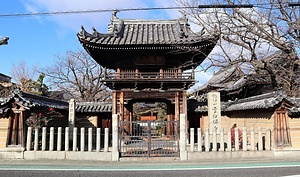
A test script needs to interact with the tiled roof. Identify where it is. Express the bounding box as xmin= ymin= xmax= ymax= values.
xmin=76 ymin=102 xmax=112 ymax=113
xmin=225 ymin=91 xmax=286 ymax=111
xmin=189 ymin=90 xmax=300 ymax=114
xmin=195 ymin=65 xmax=244 ymax=92
xmin=77 ymin=11 xmax=218 ymax=47
xmin=0 ymin=89 xmax=68 ymax=113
